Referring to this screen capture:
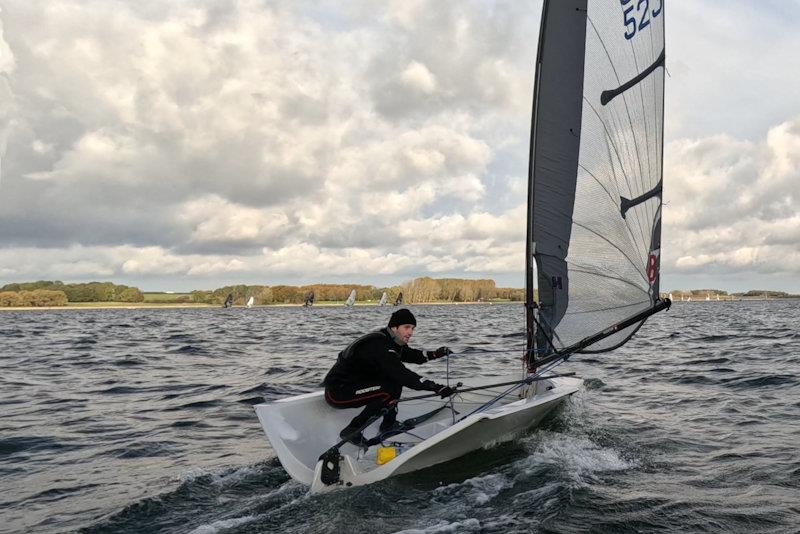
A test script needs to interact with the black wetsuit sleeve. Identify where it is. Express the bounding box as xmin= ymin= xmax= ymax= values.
xmin=358 ymin=339 xmax=425 ymax=389
xmin=378 ymin=356 xmax=426 ymax=389
xmin=399 ymin=347 xmax=427 ymax=365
